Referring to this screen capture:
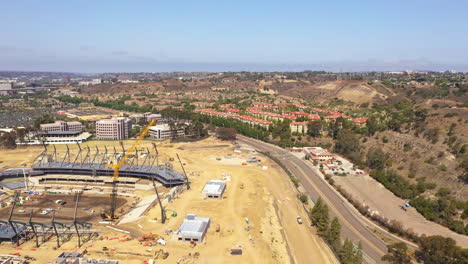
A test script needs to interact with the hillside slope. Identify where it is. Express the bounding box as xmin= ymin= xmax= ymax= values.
xmin=273 ymin=80 xmax=392 ymax=105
